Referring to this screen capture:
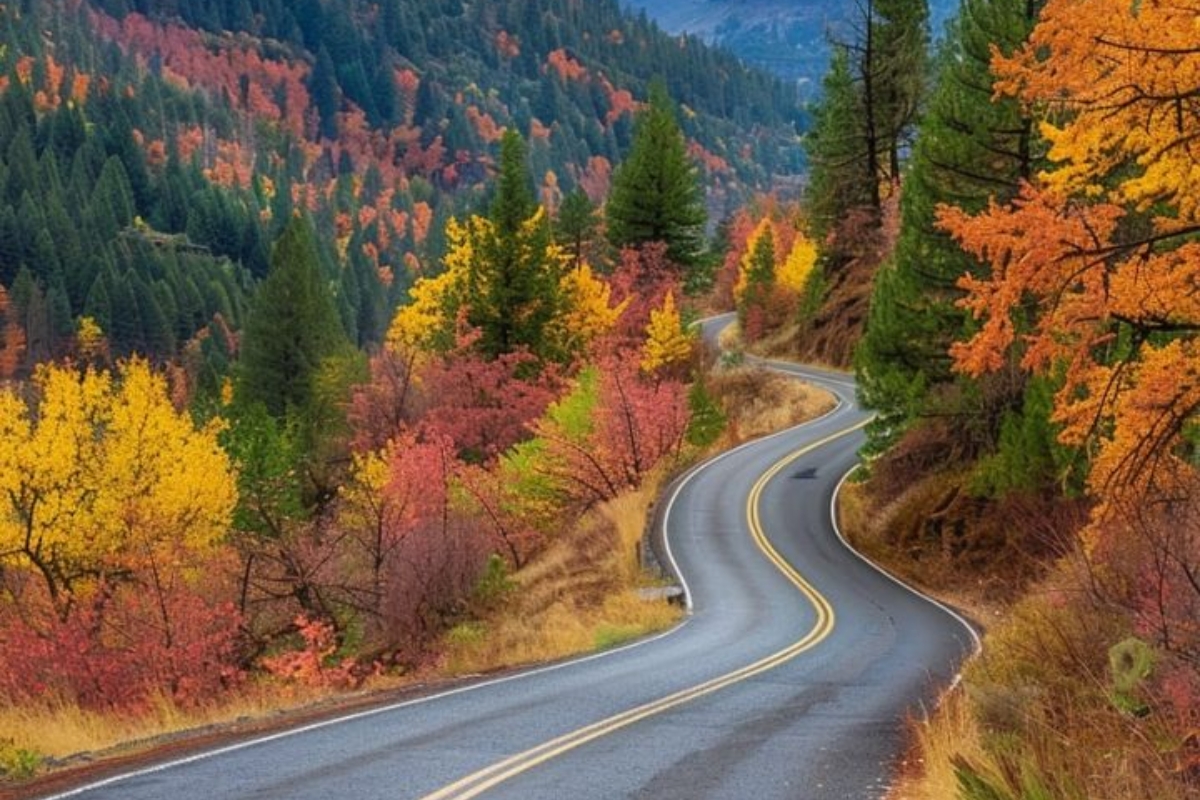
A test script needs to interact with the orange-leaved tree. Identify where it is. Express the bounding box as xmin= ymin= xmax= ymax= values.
xmin=939 ymin=0 xmax=1200 ymax=520
xmin=937 ymin=1 xmax=1200 ymax=696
